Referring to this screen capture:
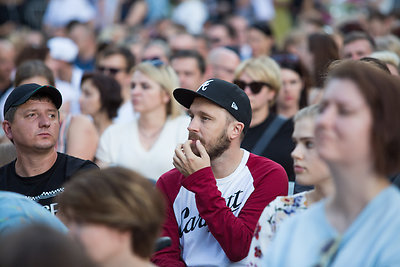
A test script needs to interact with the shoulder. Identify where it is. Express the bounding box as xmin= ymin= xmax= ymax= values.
xmin=0 ymin=160 xmax=15 ymax=179
xmin=58 ymin=153 xmax=98 ymax=174
xmin=276 ymin=117 xmax=294 ymax=135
